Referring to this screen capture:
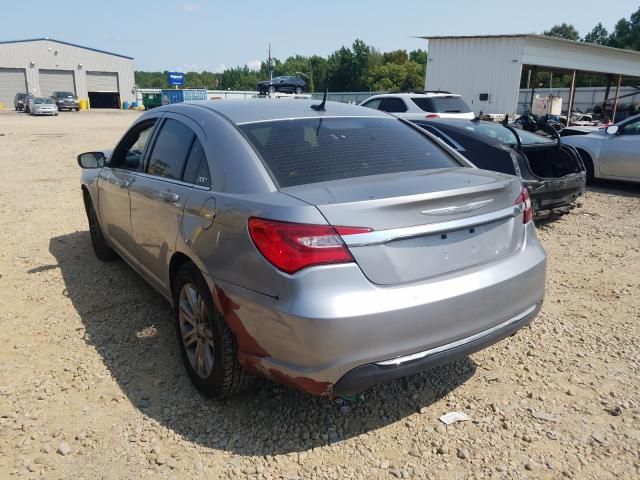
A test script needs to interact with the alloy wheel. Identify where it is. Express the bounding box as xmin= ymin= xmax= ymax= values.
xmin=178 ymin=283 xmax=215 ymax=379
